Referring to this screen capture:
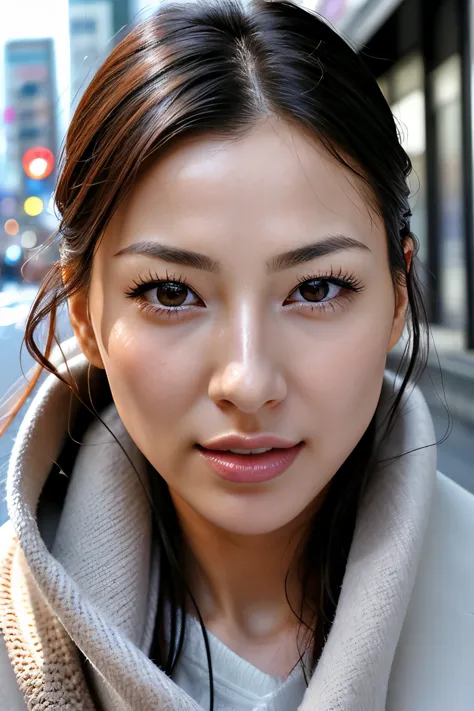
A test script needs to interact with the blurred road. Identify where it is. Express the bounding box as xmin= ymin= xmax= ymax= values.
xmin=0 ymin=282 xmax=473 ymax=526
xmin=0 ymin=282 xmax=38 ymax=525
